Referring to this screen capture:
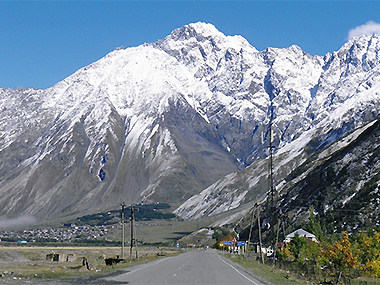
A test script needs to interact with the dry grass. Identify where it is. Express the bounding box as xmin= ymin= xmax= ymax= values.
xmin=0 ymin=246 xmax=179 ymax=281
xmin=224 ymin=254 xmax=306 ymax=285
